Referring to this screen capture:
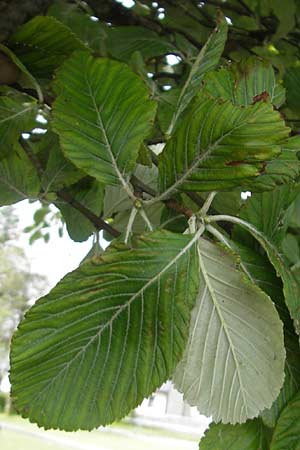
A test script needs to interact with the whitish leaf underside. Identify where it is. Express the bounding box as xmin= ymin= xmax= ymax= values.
xmin=174 ymin=238 xmax=285 ymax=424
